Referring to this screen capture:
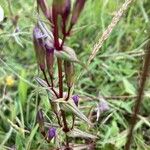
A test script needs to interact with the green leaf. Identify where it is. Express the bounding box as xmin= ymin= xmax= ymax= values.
xmin=0 ymin=127 xmax=13 ymax=147
xmin=26 ymin=124 xmax=39 ymax=150
xmin=15 ymin=133 xmax=25 ymax=150
xmin=18 ymin=70 xmax=29 ymax=107
xmin=102 ymin=143 xmax=117 ymax=150
xmin=35 ymin=77 xmax=58 ymax=98
xmin=54 ymin=46 xmax=78 ymax=62
xmin=53 ymin=98 xmax=92 ymax=126
xmin=109 ymin=130 xmax=128 ymax=148
xmin=104 ymin=120 xmax=119 ymax=142
xmin=65 ymin=101 xmax=92 ymax=126
xmin=123 ymin=78 xmax=136 ymax=95
xmin=68 ymin=128 xmax=97 ymax=139
xmin=35 ymin=77 xmax=48 ymax=87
